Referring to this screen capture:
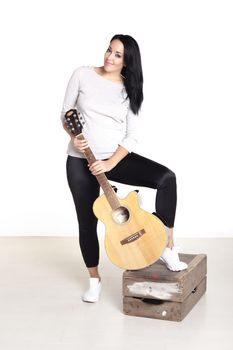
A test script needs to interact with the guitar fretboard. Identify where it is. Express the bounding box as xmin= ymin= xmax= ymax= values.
xmin=77 ymin=134 xmax=121 ymax=210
